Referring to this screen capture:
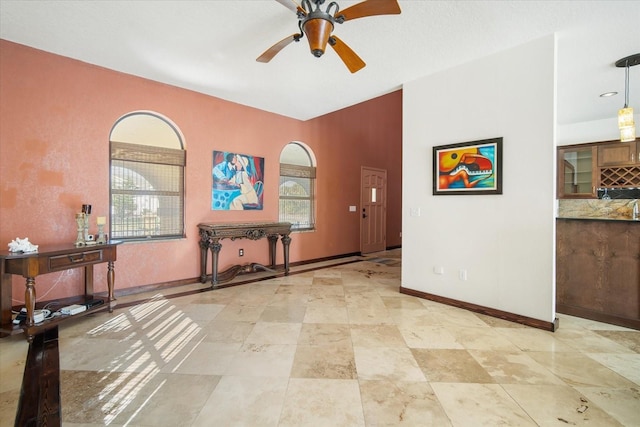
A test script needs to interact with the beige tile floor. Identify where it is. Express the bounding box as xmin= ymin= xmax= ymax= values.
xmin=1 ymin=249 xmax=639 ymax=426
